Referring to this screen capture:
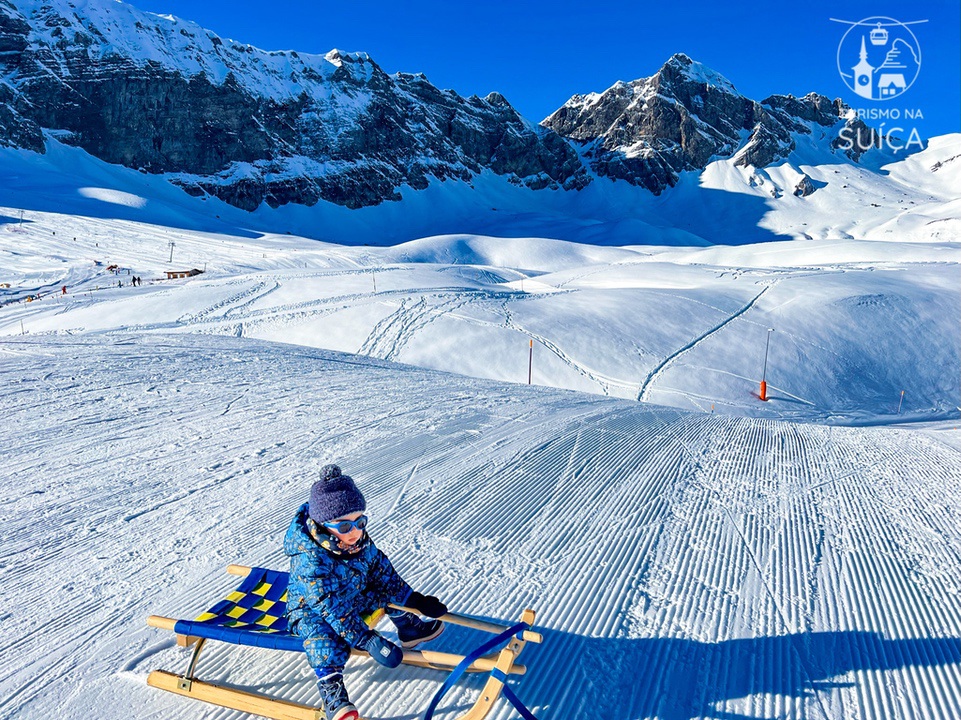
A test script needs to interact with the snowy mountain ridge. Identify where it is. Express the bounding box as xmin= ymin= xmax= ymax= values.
xmin=8 ymin=0 xmax=369 ymax=100
xmin=1 ymin=0 xmax=938 ymax=226
xmin=1 ymin=0 xmax=587 ymax=211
